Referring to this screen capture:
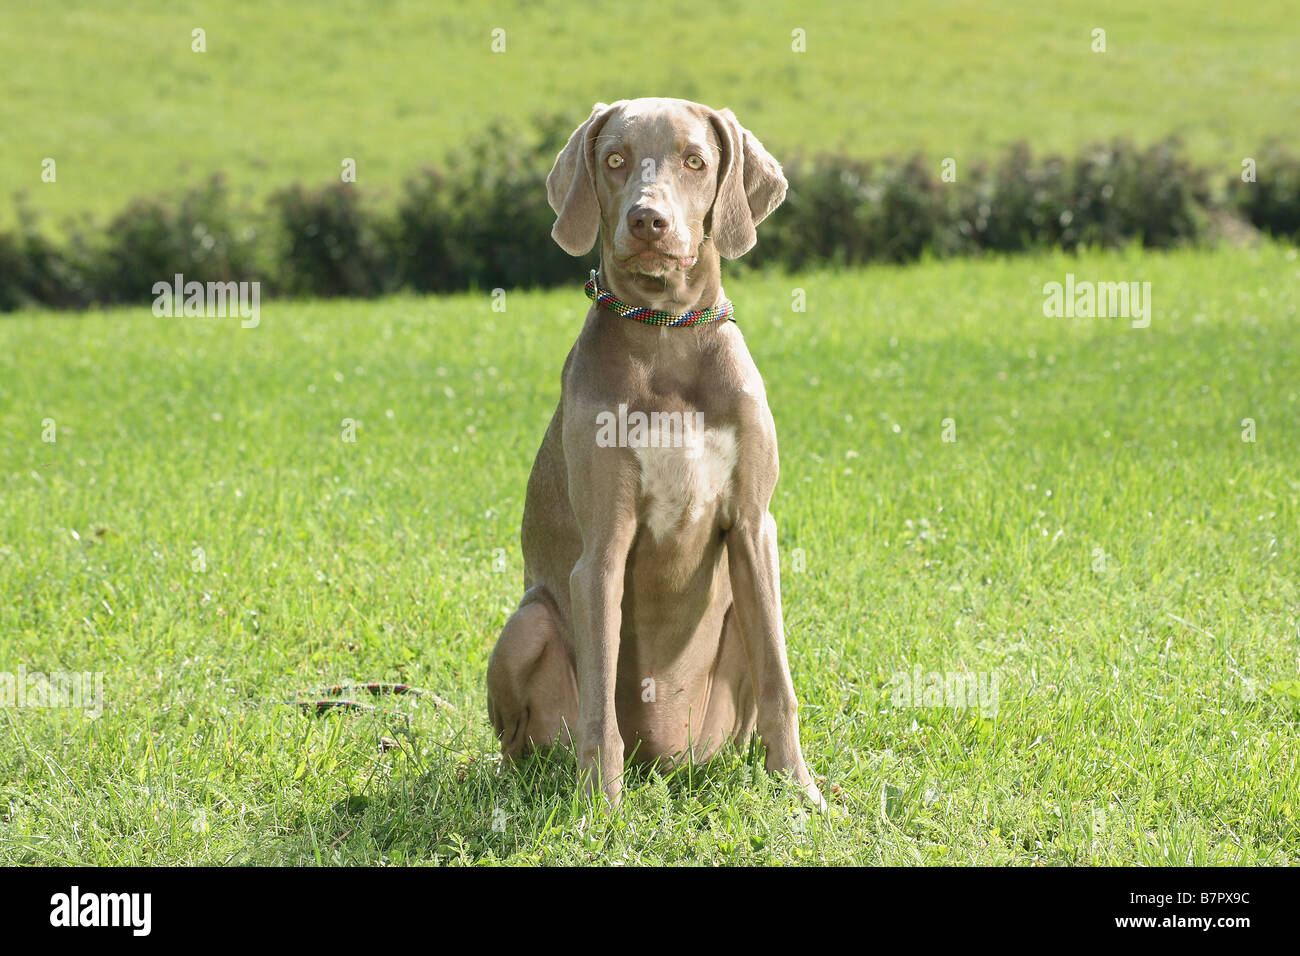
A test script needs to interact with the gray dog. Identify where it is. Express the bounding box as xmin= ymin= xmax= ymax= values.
xmin=487 ymin=98 xmax=823 ymax=810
